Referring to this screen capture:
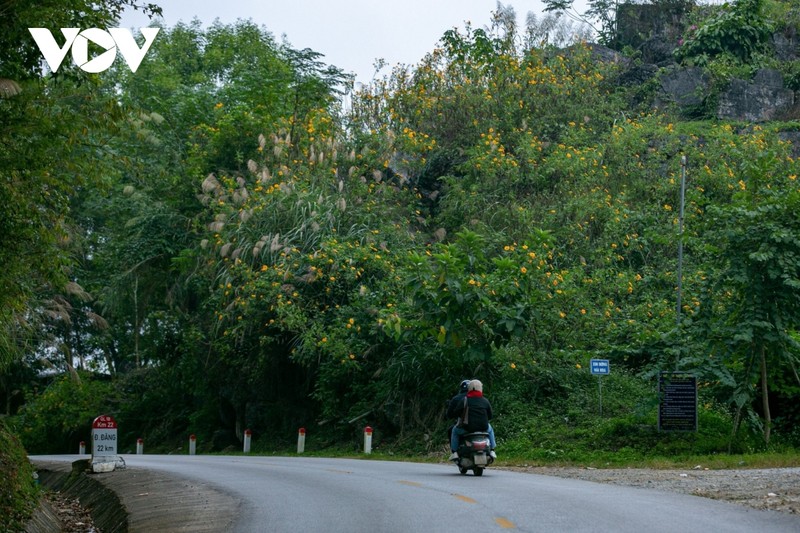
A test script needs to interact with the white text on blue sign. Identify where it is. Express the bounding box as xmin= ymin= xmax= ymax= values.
xmin=591 ymin=359 xmax=610 ymax=375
